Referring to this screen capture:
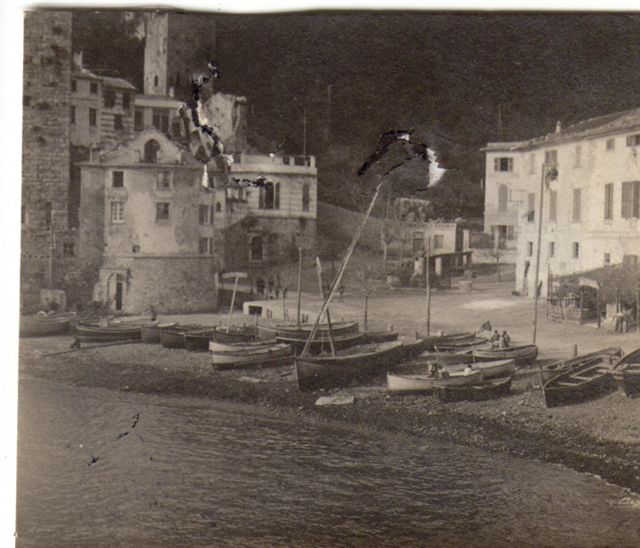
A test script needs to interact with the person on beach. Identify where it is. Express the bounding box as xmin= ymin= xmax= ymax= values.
xmin=499 ymin=331 xmax=511 ymax=348
xmin=338 ymin=283 xmax=346 ymax=302
xmin=463 ymin=364 xmax=474 ymax=375
xmin=490 ymin=330 xmax=500 ymax=348
xmin=428 ymin=362 xmax=440 ymax=378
